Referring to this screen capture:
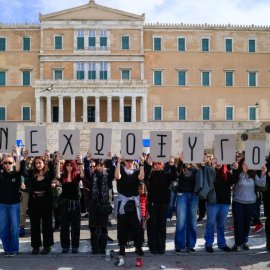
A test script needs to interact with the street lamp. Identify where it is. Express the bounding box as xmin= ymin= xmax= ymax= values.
xmin=255 ymin=102 xmax=259 ymax=123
